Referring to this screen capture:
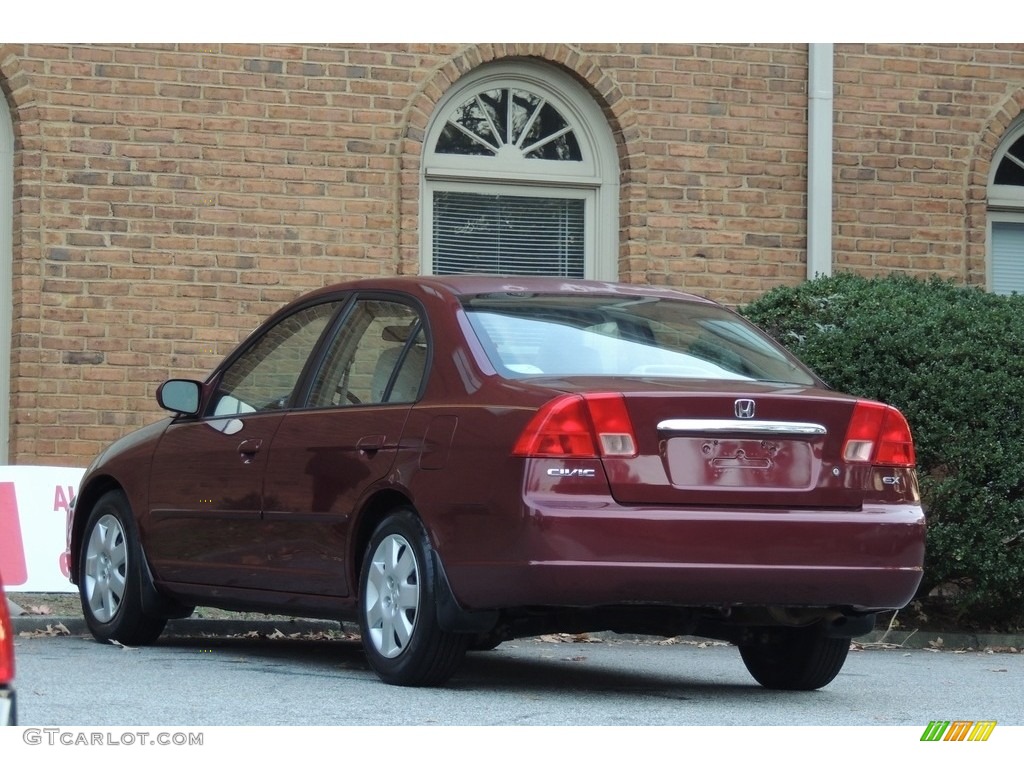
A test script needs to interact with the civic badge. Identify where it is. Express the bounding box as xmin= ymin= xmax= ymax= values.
xmin=734 ymin=399 xmax=756 ymax=419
